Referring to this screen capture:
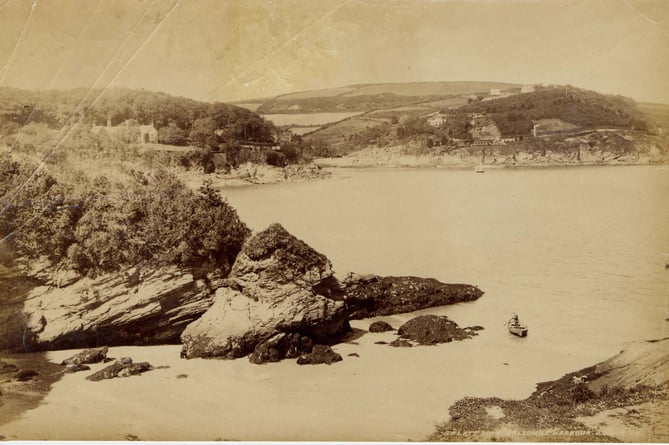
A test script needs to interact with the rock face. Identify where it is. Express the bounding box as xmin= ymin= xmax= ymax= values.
xmin=180 ymin=224 xmax=349 ymax=360
xmin=296 ymin=345 xmax=343 ymax=365
xmin=397 ymin=315 xmax=477 ymax=345
xmin=86 ymin=358 xmax=153 ymax=381
xmin=343 ymin=275 xmax=483 ymax=319
xmin=19 ymin=266 xmax=222 ymax=350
